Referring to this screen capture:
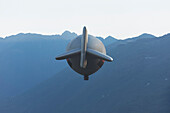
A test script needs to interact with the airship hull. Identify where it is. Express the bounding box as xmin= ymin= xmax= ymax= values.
xmin=55 ymin=27 xmax=113 ymax=80
xmin=66 ymin=35 xmax=106 ymax=77
xmin=67 ymin=53 xmax=104 ymax=76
